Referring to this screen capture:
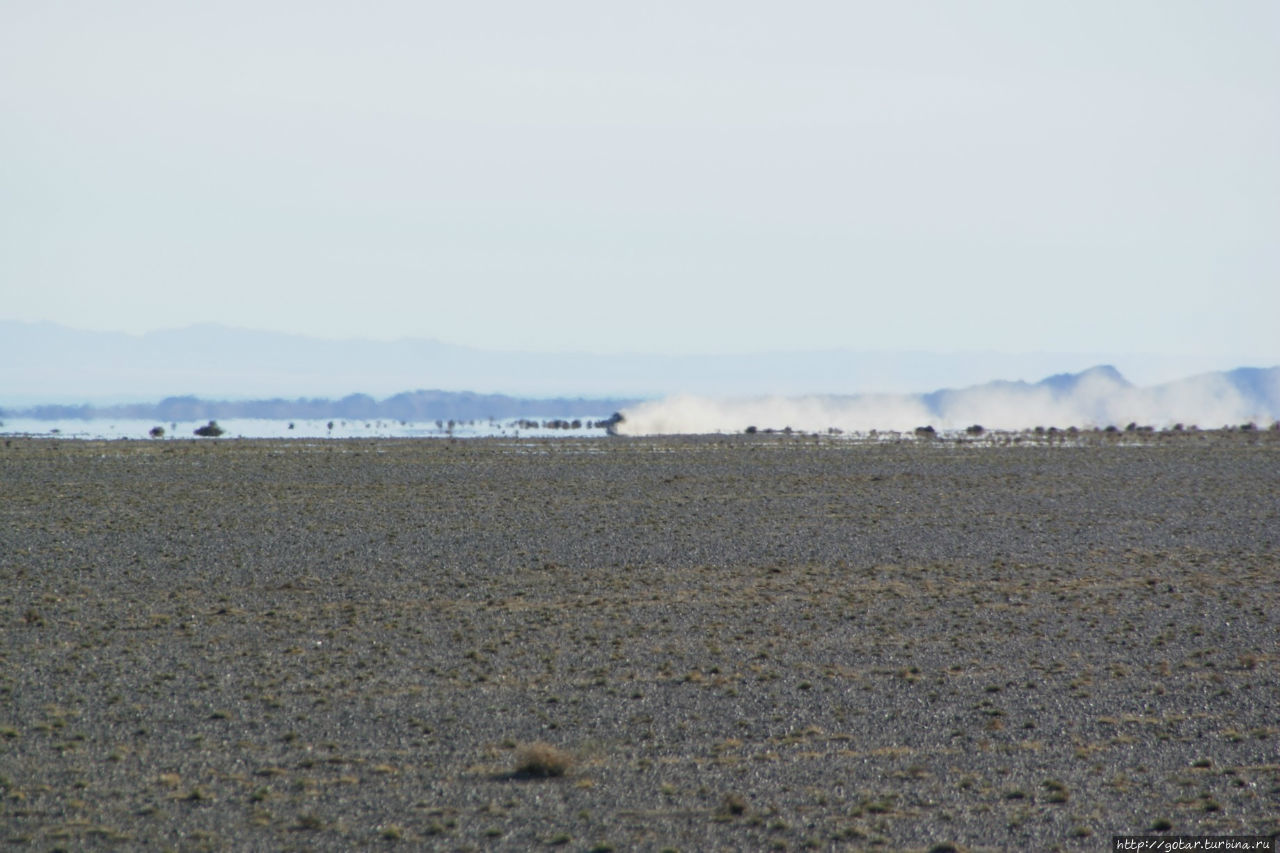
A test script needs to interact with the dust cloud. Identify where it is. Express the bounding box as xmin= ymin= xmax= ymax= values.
xmin=613 ymin=366 xmax=1280 ymax=436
